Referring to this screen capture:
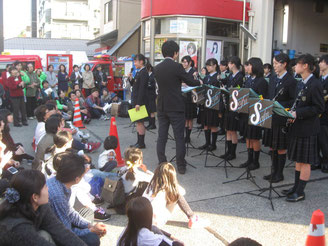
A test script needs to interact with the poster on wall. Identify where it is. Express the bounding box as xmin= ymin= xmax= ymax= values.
xmin=170 ymin=20 xmax=188 ymax=34
xmin=154 ymin=38 xmax=167 ymax=60
xmin=179 ymin=41 xmax=198 ymax=68
xmin=206 ymin=40 xmax=222 ymax=63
